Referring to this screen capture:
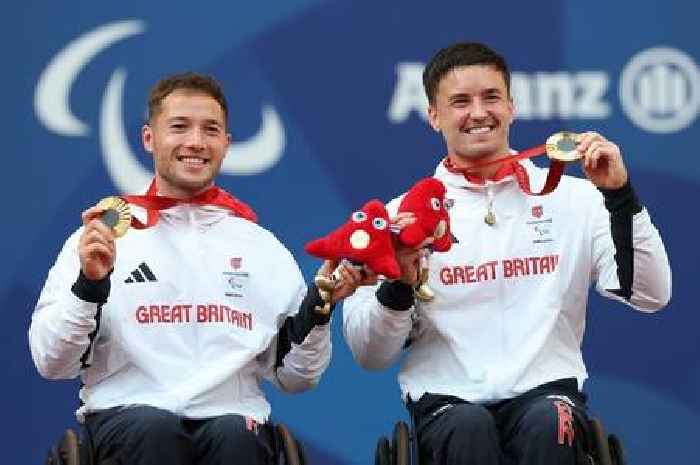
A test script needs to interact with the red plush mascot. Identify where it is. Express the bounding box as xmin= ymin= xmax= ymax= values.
xmin=305 ymin=199 xmax=401 ymax=312
xmin=397 ymin=177 xmax=452 ymax=252
xmin=397 ymin=177 xmax=452 ymax=301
